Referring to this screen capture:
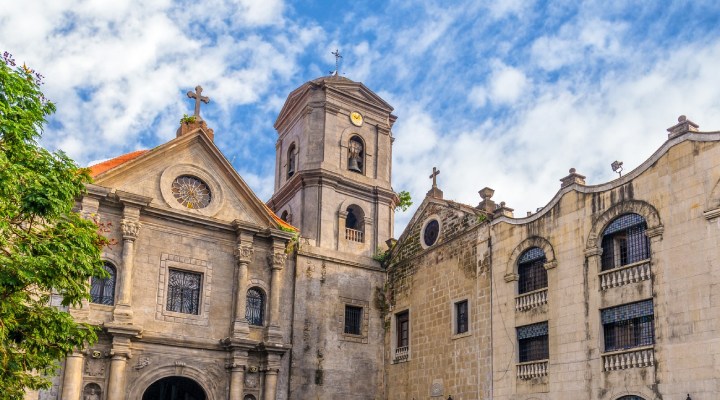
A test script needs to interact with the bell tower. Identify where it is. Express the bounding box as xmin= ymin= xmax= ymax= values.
xmin=267 ymin=75 xmax=398 ymax=256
